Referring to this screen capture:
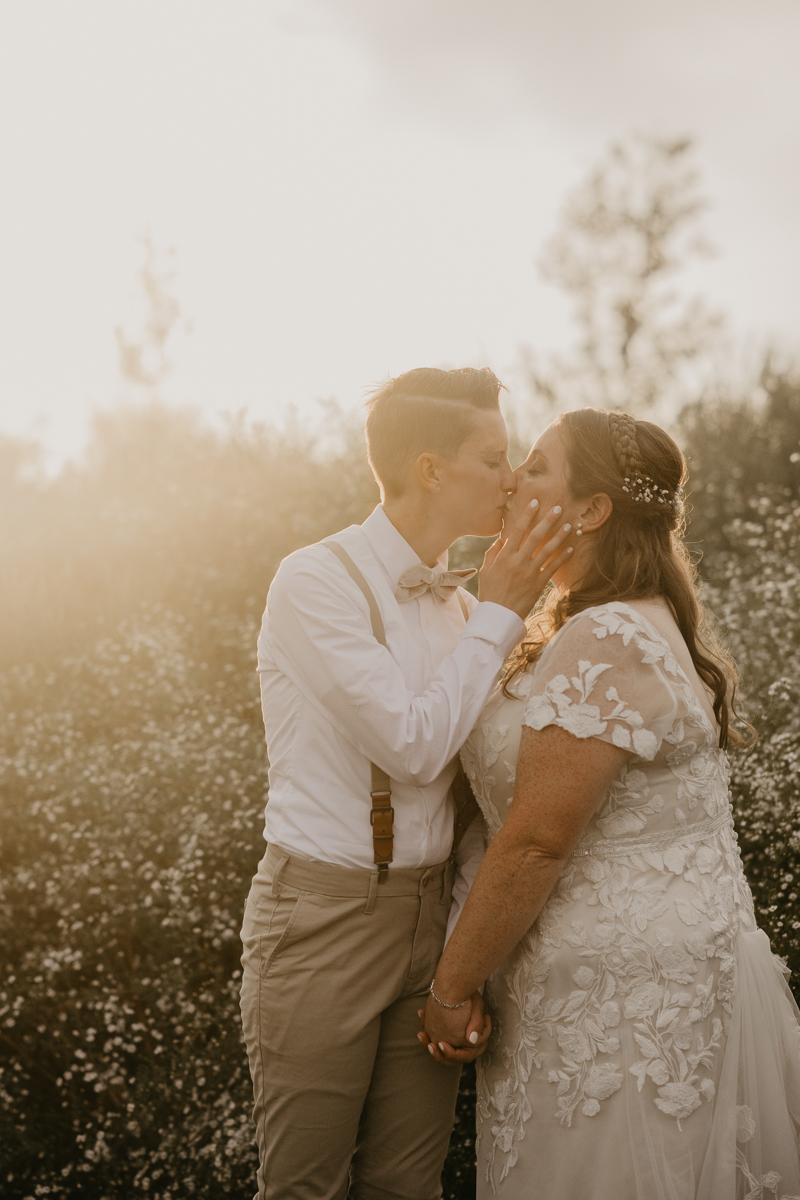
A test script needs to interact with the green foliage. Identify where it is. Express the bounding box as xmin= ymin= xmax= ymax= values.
xmin=693 ymin=495 xmax=800 ymax=982
xmin=677 ymin=373 xmax=800 ymax=1007
xmin=0 ymin=401 xmax=379 ymax=669
xmin=0 ymin=610 xmax=265 ymax=1195
xmin=680 ymin=364 xmax=800 ymax=554
xmin=2 ymin=379 xmax=800 ymax=1198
